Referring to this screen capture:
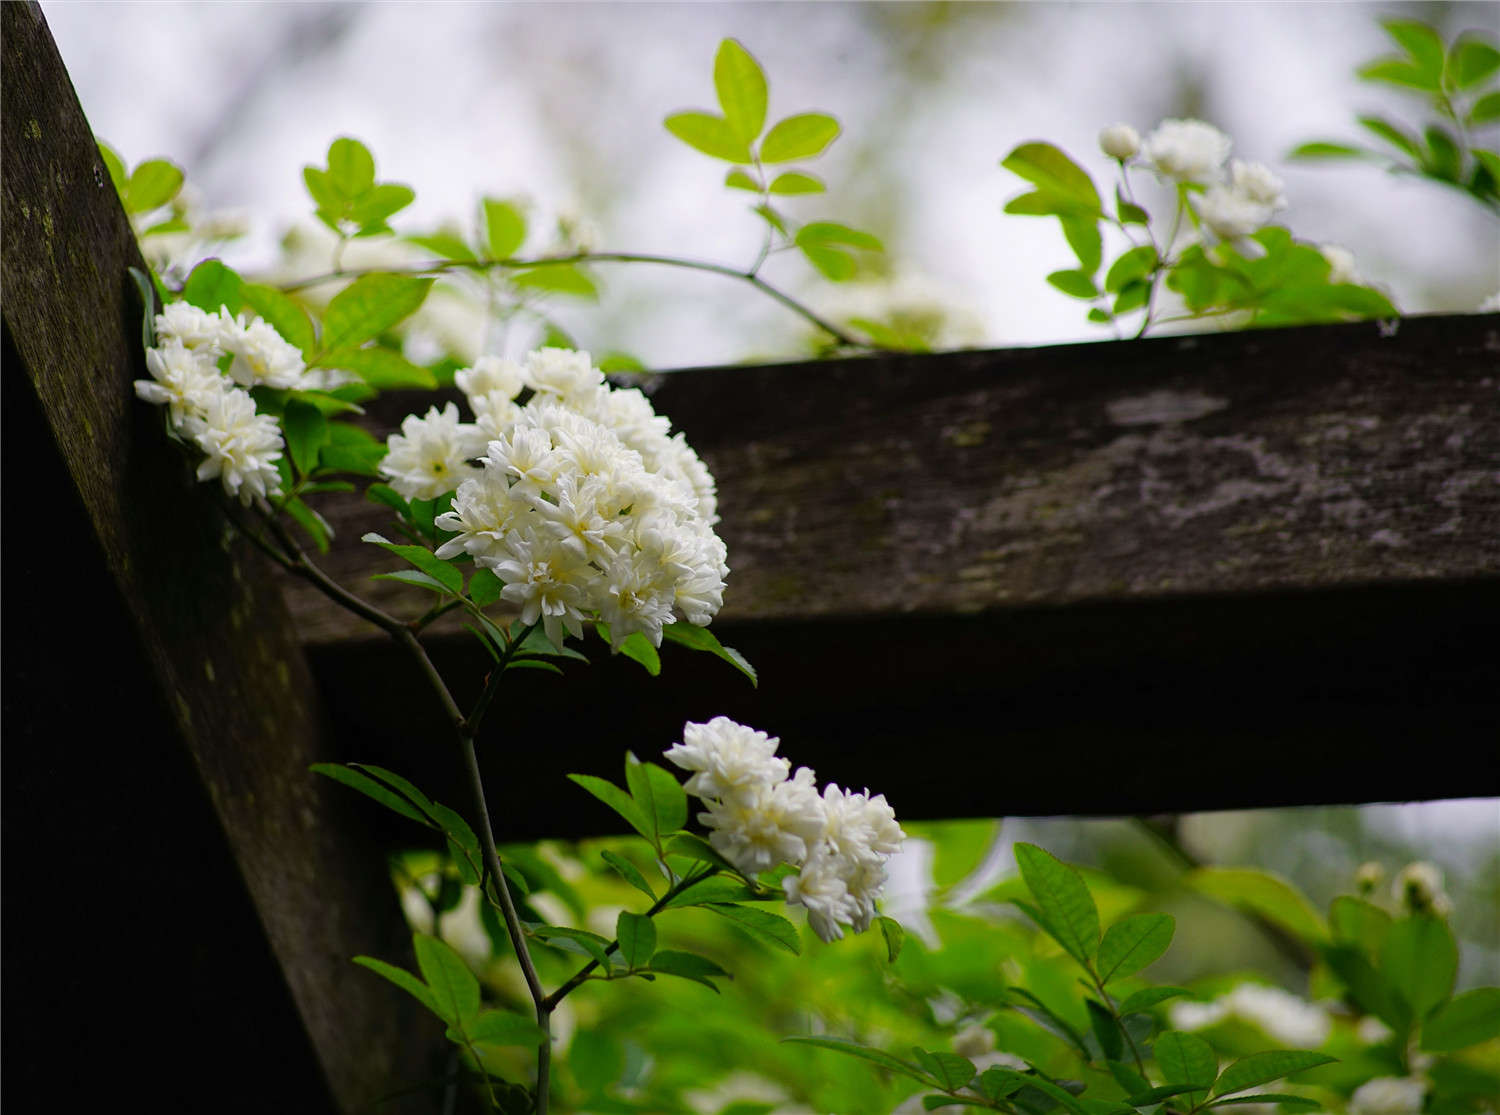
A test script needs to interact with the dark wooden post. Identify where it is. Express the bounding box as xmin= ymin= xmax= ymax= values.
xmin=2 ymin=4 xmax=435 ymax=1108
